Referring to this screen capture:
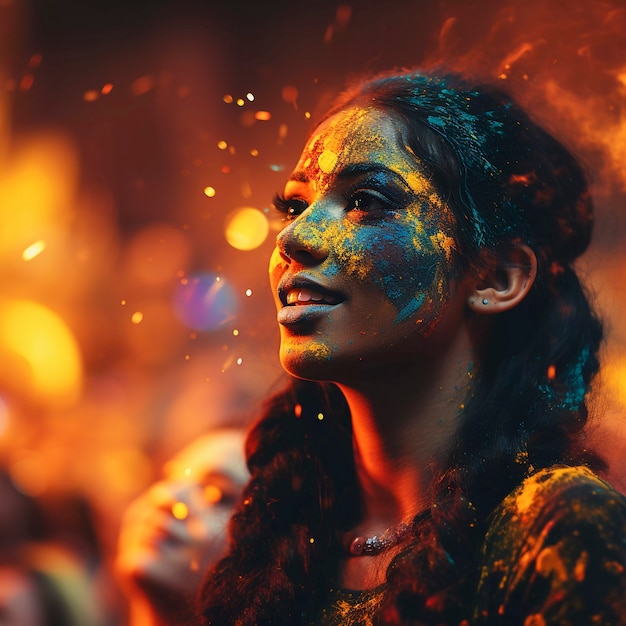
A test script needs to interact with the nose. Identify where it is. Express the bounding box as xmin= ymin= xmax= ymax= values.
xmin=275 ymin=209 xmax=330 ymax=266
